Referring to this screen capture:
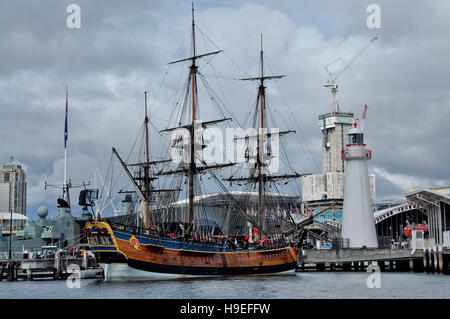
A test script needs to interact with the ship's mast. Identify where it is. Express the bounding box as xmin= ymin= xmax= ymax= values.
xmin=224 ymin=36 xmax=303 ymax=241
xmin=257 ymin=34 xmax=266 ymax=241
xmin=112 ymin=90 xmax=180 ymax=230
xmin=188 ymin=3 xmax=197 ymax=228
xmin=144 ymin=91 xmax=150 ymax=230
xmin=158 ymin=4 xmax=234 ymax=238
